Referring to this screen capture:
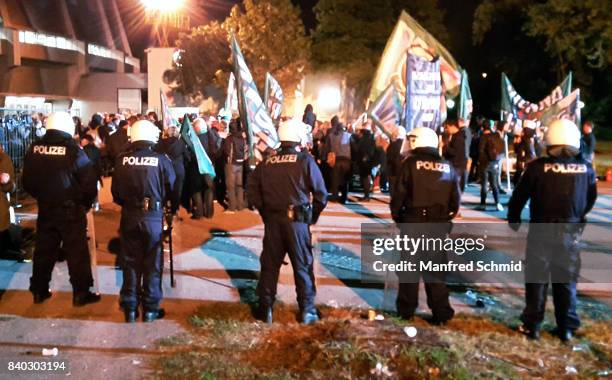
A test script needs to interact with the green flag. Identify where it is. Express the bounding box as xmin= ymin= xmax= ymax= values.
xmin=179 ymin=115 xmax=215 ymax=178
xmin=458 ymin=70 xmax=472 ymax=123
